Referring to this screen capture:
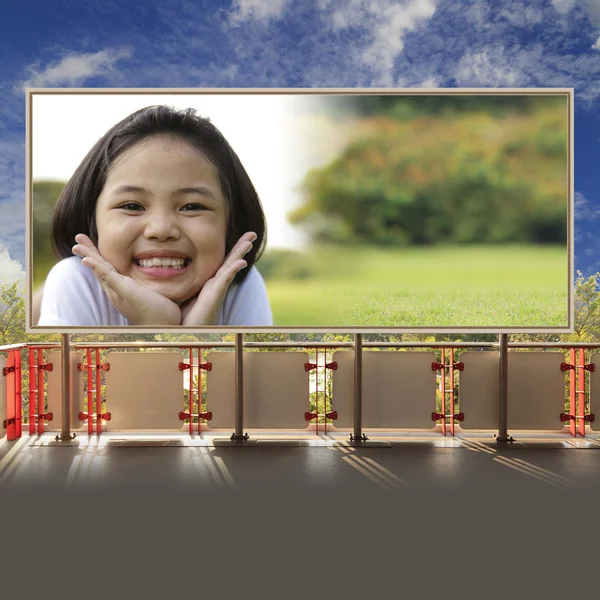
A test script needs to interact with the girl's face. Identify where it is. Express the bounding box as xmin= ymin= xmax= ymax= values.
xmin=95 ymin=135 xmax=228 ymax=304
